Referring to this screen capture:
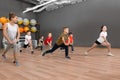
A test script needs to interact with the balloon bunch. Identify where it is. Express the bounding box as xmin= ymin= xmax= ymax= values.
xmin=18 ymin=17 xmax=37 ymax=33
xmin=0 ymin=17 xmax=9 ymax=29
